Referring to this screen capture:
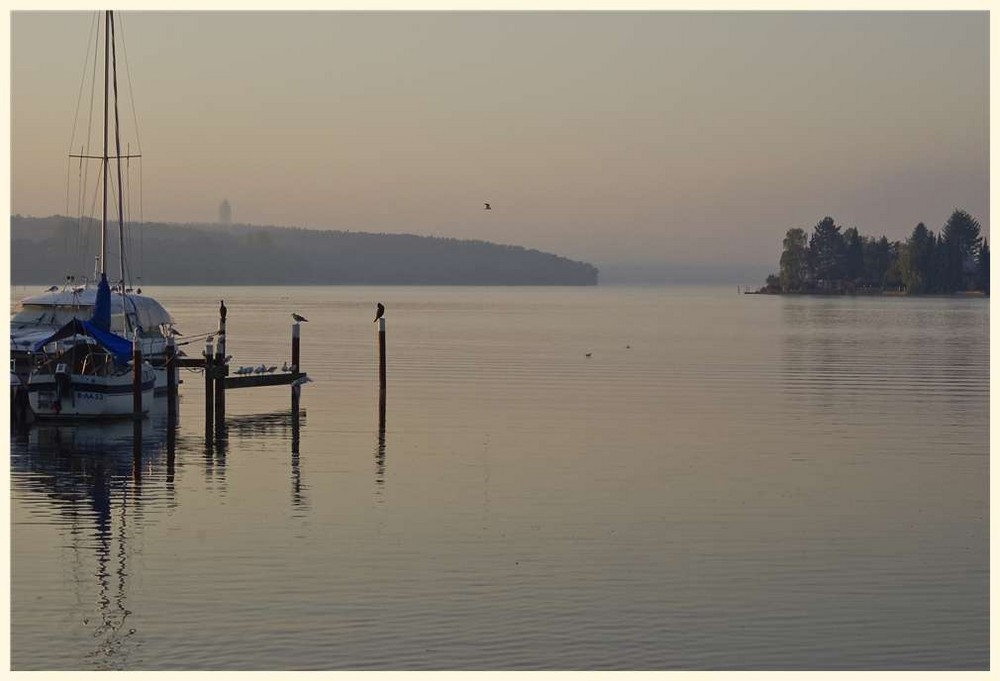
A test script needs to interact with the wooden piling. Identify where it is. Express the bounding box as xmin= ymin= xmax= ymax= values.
xmin=165 ymin=337 xmax=177 ymax=423
xmin=132 ymin=335 xmax=143 ymax=419
xmin=204 ymin=338 xmax=215 ymax=433
xmin=215 ymin=303 xmax=227 ymax=429
xmin=378 ymin=316 xmax=386 ymax=402
xmin=292 ymin=322 xmax=301 ymax=372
